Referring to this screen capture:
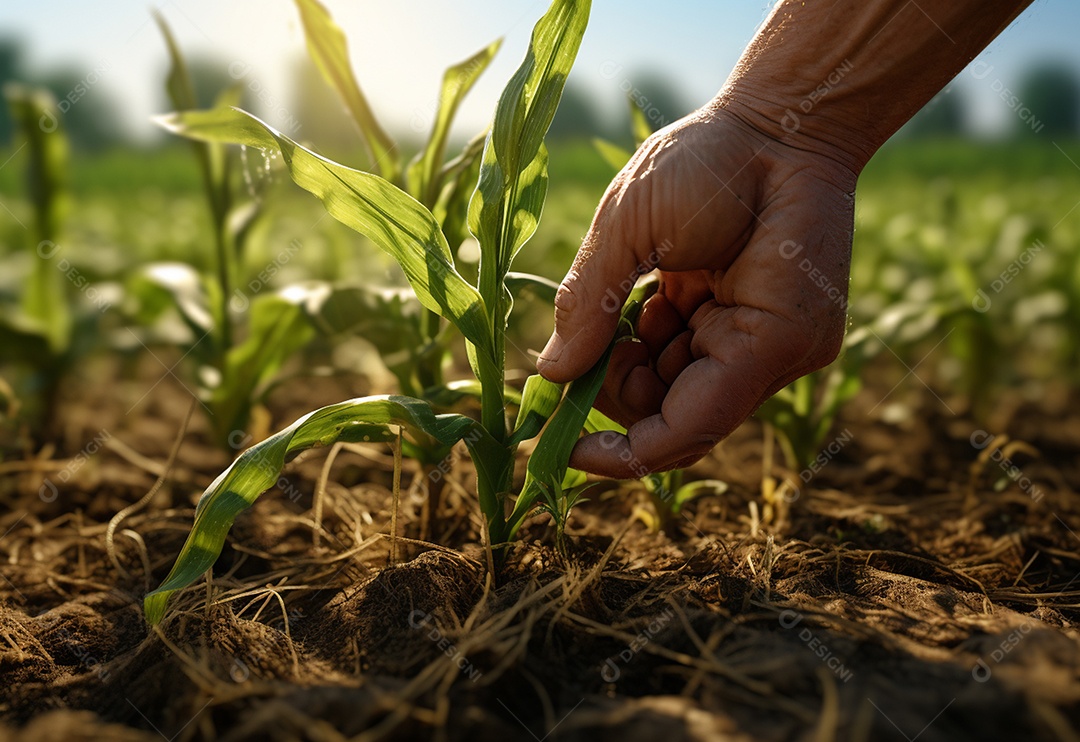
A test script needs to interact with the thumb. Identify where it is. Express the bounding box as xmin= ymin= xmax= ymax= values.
xmin=537 ymin=212 xmax=645 ymax=384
